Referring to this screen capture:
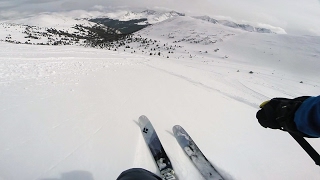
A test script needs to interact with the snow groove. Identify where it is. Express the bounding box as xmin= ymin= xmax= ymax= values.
xmin=144 ymin=63 xmax=259 ymax=108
